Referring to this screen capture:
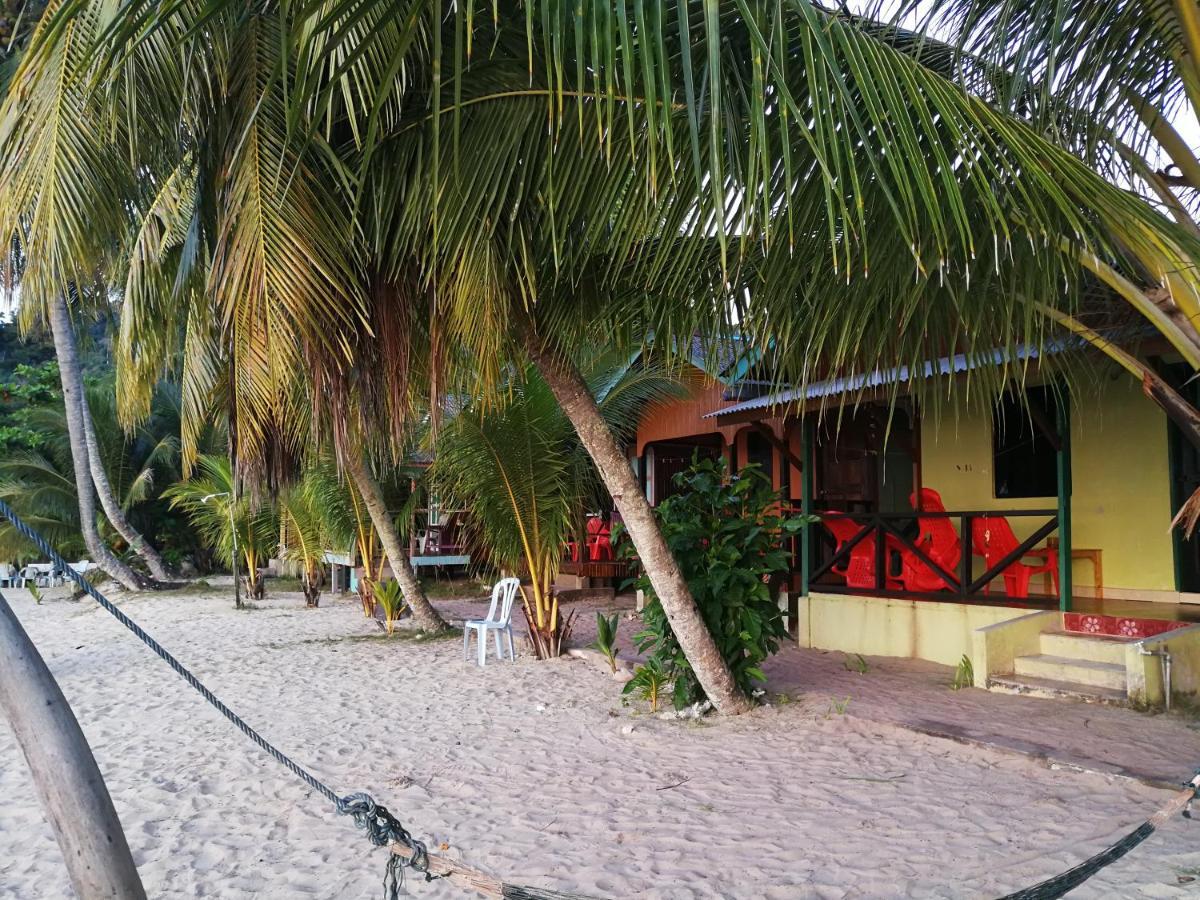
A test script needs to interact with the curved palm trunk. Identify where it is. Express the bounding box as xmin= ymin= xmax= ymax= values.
xmin=79 ymin=392 xmax=174 ymax=583
xmin=520 ymin=323 xmax=751 ymax=715
xmin=343 ymin=455 xmax=447 ymax=632
xmin=48 ymin=295 xmax=143 ymax=592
